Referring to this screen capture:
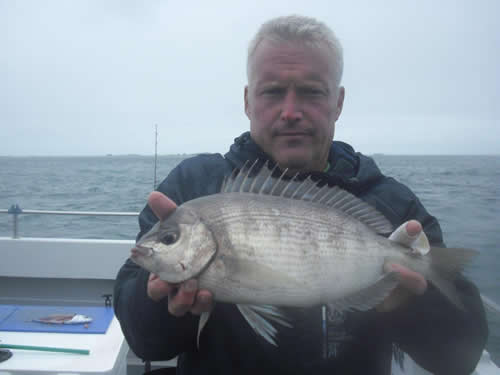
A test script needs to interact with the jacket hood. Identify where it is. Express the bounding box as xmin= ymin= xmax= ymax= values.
xmin=224 ymin=132 xmax=383 ymax=192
